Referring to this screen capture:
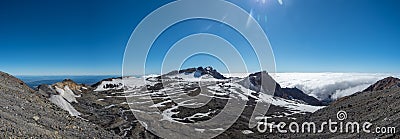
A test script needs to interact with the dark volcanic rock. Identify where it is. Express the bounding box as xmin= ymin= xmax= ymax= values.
xmin=277 ymin=86 xmax=324 ymax=106
xmin=0 ymin=71 xmax=33 ymax=93
xmin=147 ymin=82 xmax=164 ymax=91
xmin=240 ymin=71 xmax=324 ymax=106
xmin=37 ymin=84 xmax=56 ymax=98
xmin=91 ymin=77 xmax=123 ymax=88
xmin=37 ymin=79 xmax=91 ymax=98
xmin=239 ymin=71 xmax=276 ymax=94
xmin=363 ymin=77 xmax=400 ymax=92
xmin=192 ymin=66 xmax=227 ymax=79
xmin=165 ymin=66 xmax=227 ymax=79
xmin=0 ymin=71 xmax=118 ymax=138
xmin=72 ymin=89 xmax=159 ymax=138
